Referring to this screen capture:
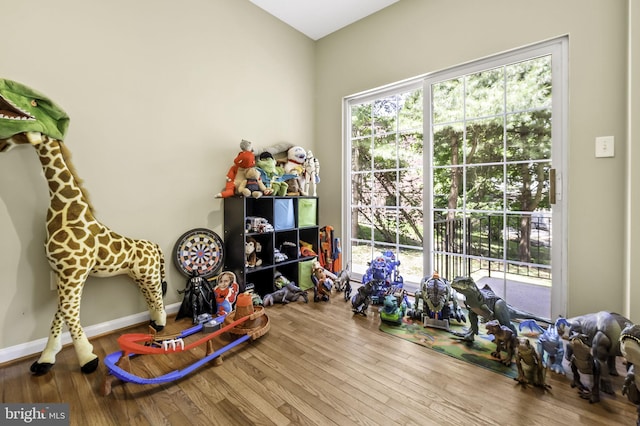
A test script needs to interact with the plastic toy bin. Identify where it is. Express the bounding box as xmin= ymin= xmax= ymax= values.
xmin=274 ymin=198 xmax=295 ymax=230
xmin=297 ymin=198 xmax=317 ymax=228
xmin=298 ymin=257 xmax=317 ymax=291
